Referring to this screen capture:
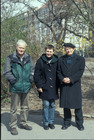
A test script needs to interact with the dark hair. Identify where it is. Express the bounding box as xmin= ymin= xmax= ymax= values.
xmin=45 ymin=44 xmax=55 ymax=51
